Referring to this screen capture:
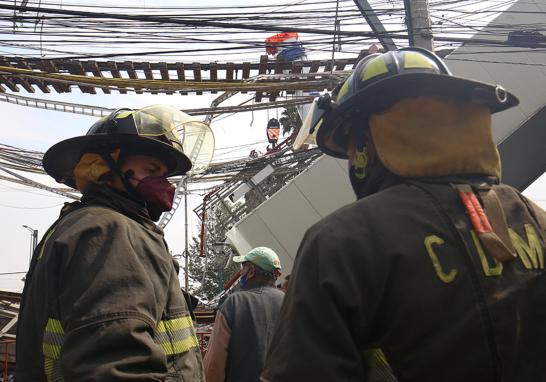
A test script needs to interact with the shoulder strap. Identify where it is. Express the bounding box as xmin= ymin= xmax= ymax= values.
xmin=453 ymin=184 xmax=516 ymax=262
